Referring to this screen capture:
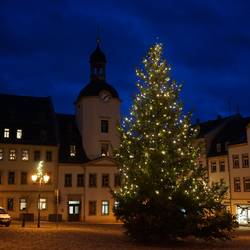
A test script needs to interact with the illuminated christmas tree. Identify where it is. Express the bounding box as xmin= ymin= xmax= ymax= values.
xmin=113 ymin=43 xmax=236 ymax=242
